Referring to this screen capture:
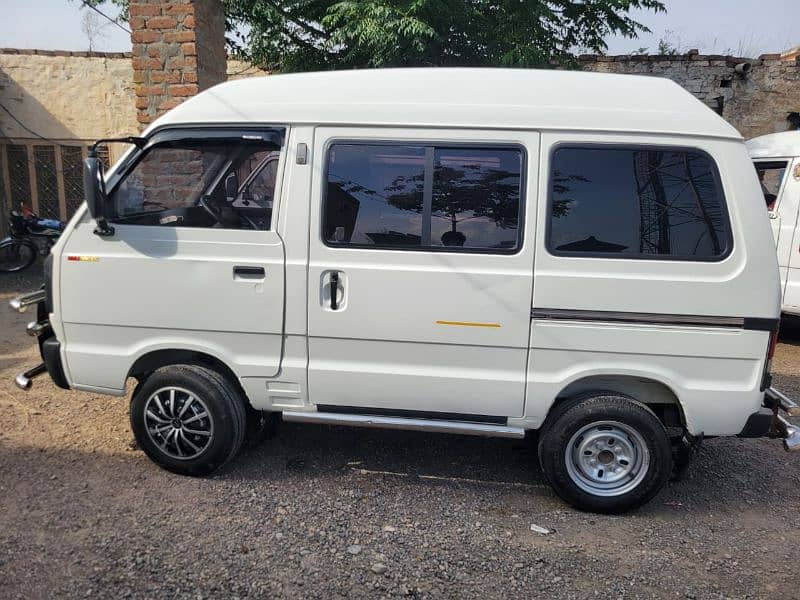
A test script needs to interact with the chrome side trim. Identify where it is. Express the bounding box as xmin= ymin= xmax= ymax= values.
xmin=531 ymin=308 xmax=778 ymax=331
xmin=9 ymin=290 xmax=46 ymax=313
xmin=282 ymin=411 xmax=526 ymax=439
